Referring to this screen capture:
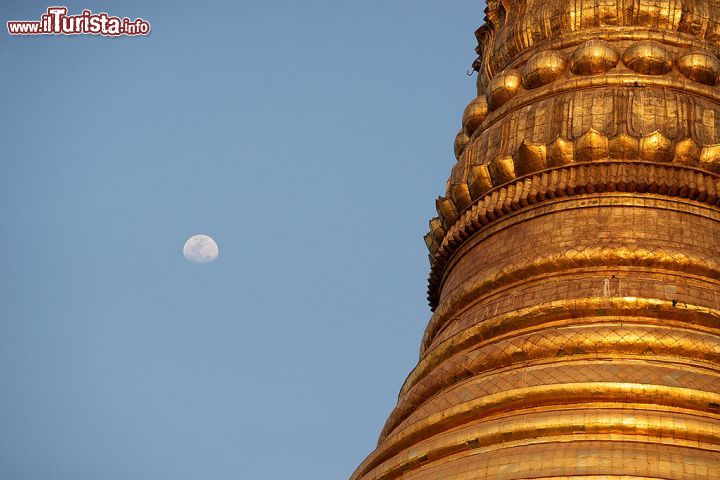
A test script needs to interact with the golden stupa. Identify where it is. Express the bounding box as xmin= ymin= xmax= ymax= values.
xmin=351 ymin=1 xmax=720 ymax=478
